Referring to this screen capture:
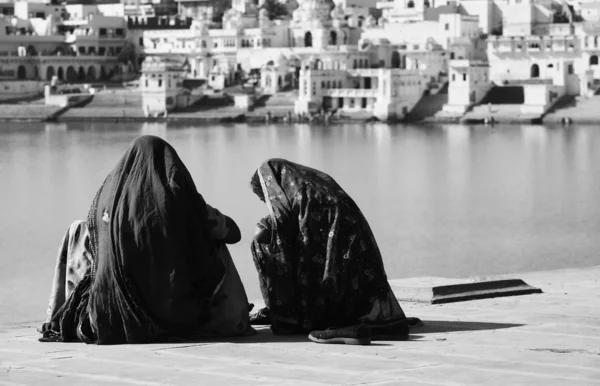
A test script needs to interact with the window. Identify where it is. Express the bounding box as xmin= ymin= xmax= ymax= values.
xmin=312 ymin=82 xmax=316 ymax=95
xmin=452 ymin=74 xmax=456 ymax=81
xmin=445 ymin=23 xmax=449 ymax=31
xmin=462 ymin=74 xmax=467 ymax=81
xmin=139 ymin=37 xmax=143 ymax=47
xmin=98 ymin=47 xmax=106 ymax=55
xmin=99 ymin=28 xmax=107 ymax=36
xmin=158 ymin=79 xmax=163 ymax=87
xmin=116 ymin=28 xmax=124 ymax=36
xmin=35 ymin=12 xmax=45 ymax=18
